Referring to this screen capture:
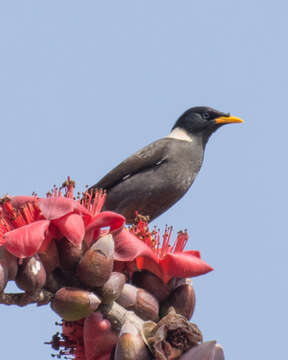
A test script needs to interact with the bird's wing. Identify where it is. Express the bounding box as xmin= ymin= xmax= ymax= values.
xmin=89 ymin=138 xmax=169 ymax=192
